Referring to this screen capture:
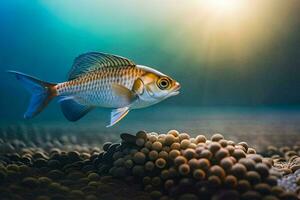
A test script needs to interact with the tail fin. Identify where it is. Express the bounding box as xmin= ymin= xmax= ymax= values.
xmin=7 ymin=70 xmax=57 ymax=119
